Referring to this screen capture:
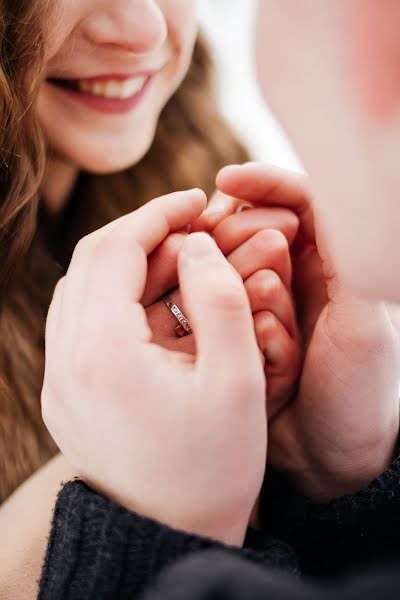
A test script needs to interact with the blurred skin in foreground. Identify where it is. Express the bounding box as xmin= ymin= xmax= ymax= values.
xmin=255 ymin=0 xmax=400 ymax=301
